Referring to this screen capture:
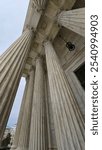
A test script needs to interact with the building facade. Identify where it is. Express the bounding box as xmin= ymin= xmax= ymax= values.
xmin=0 ymin=0 xmax=85 ymax=149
